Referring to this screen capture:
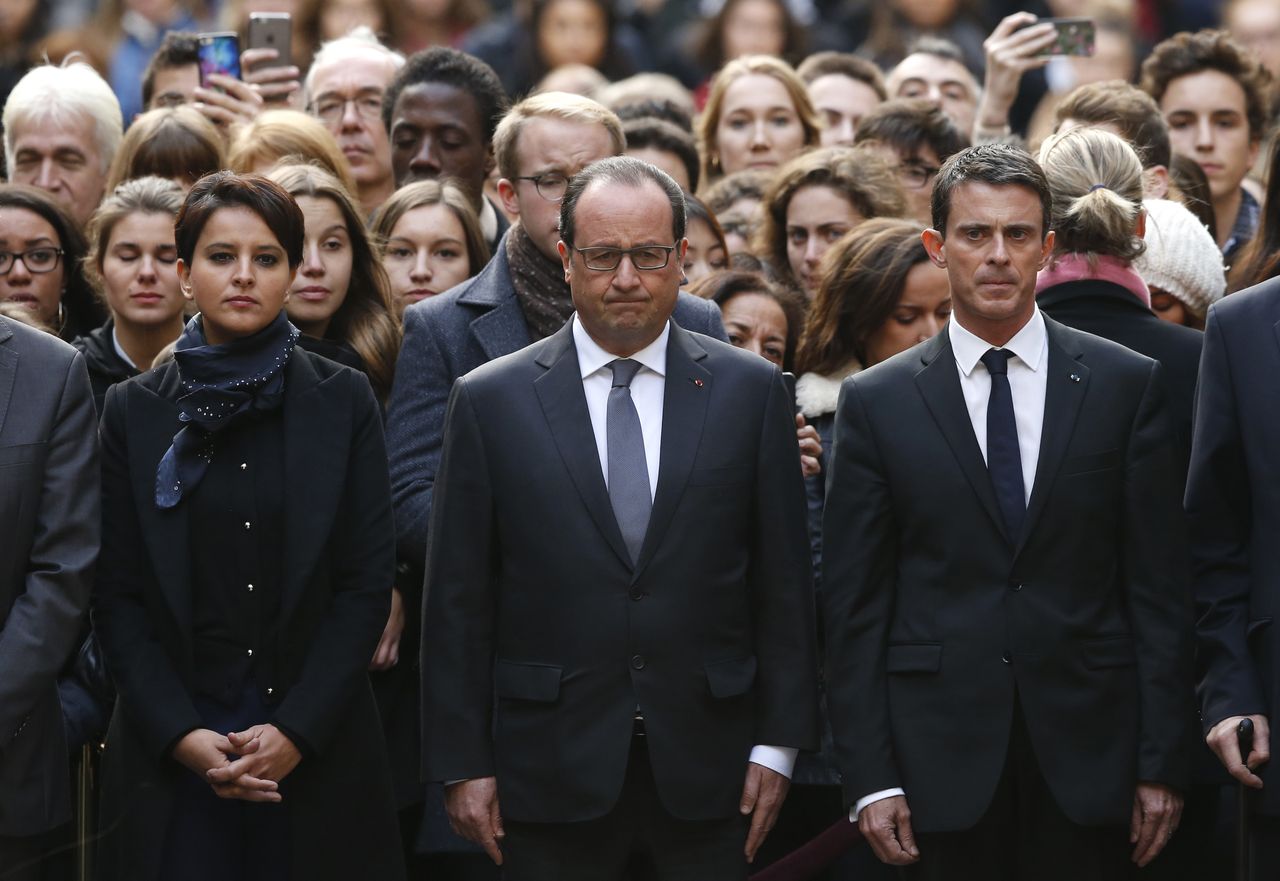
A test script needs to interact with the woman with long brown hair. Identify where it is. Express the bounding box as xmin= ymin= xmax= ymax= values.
xmin=267 ymin=162 xmax=401 ymax=403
